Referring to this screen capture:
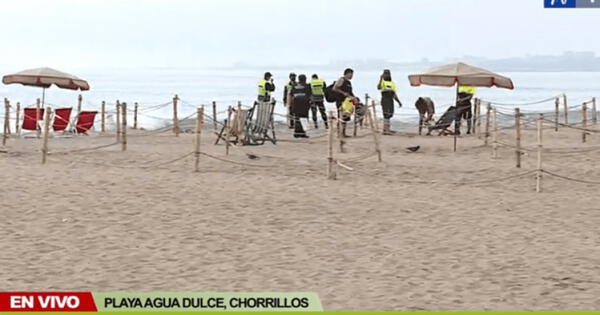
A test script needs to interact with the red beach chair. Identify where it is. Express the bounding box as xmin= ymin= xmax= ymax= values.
xmin=75 ymin=111 xmax=98 ymax=134
xmin=22 ymin=108 xmax=44 ymax=131
xmin=52 ymin=108 xmax=72 ymax=131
